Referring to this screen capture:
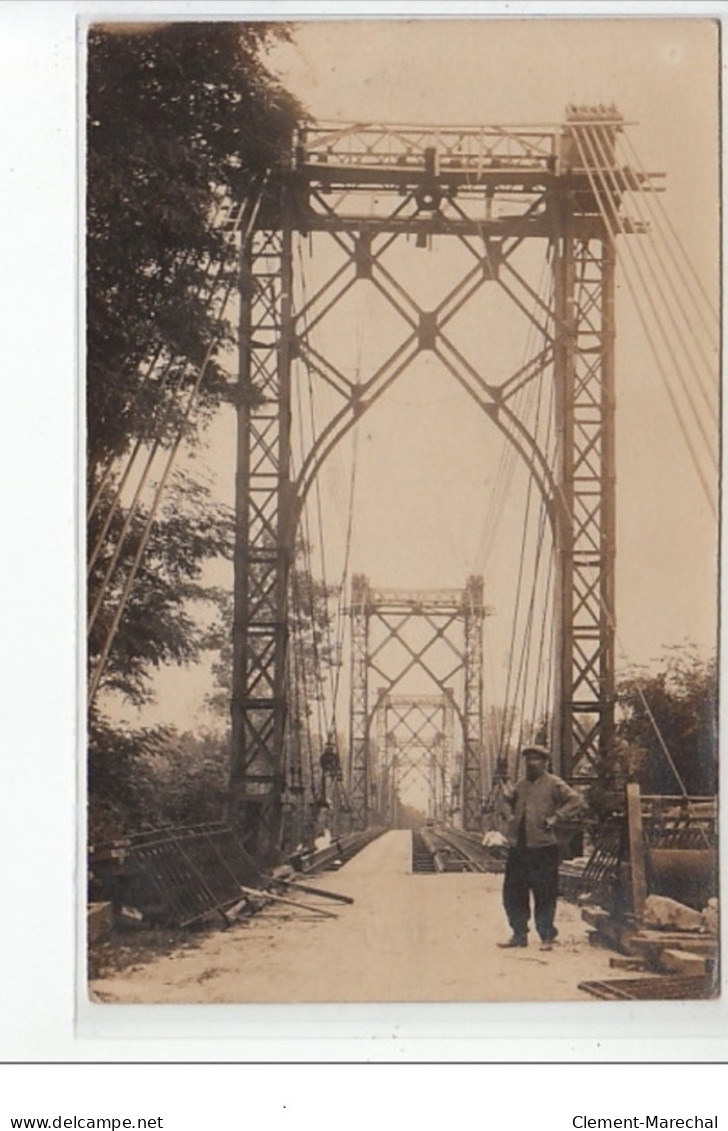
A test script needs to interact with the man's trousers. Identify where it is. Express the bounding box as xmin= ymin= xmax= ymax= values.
xmin=502 ymin=844 xmax=560 ymax=942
